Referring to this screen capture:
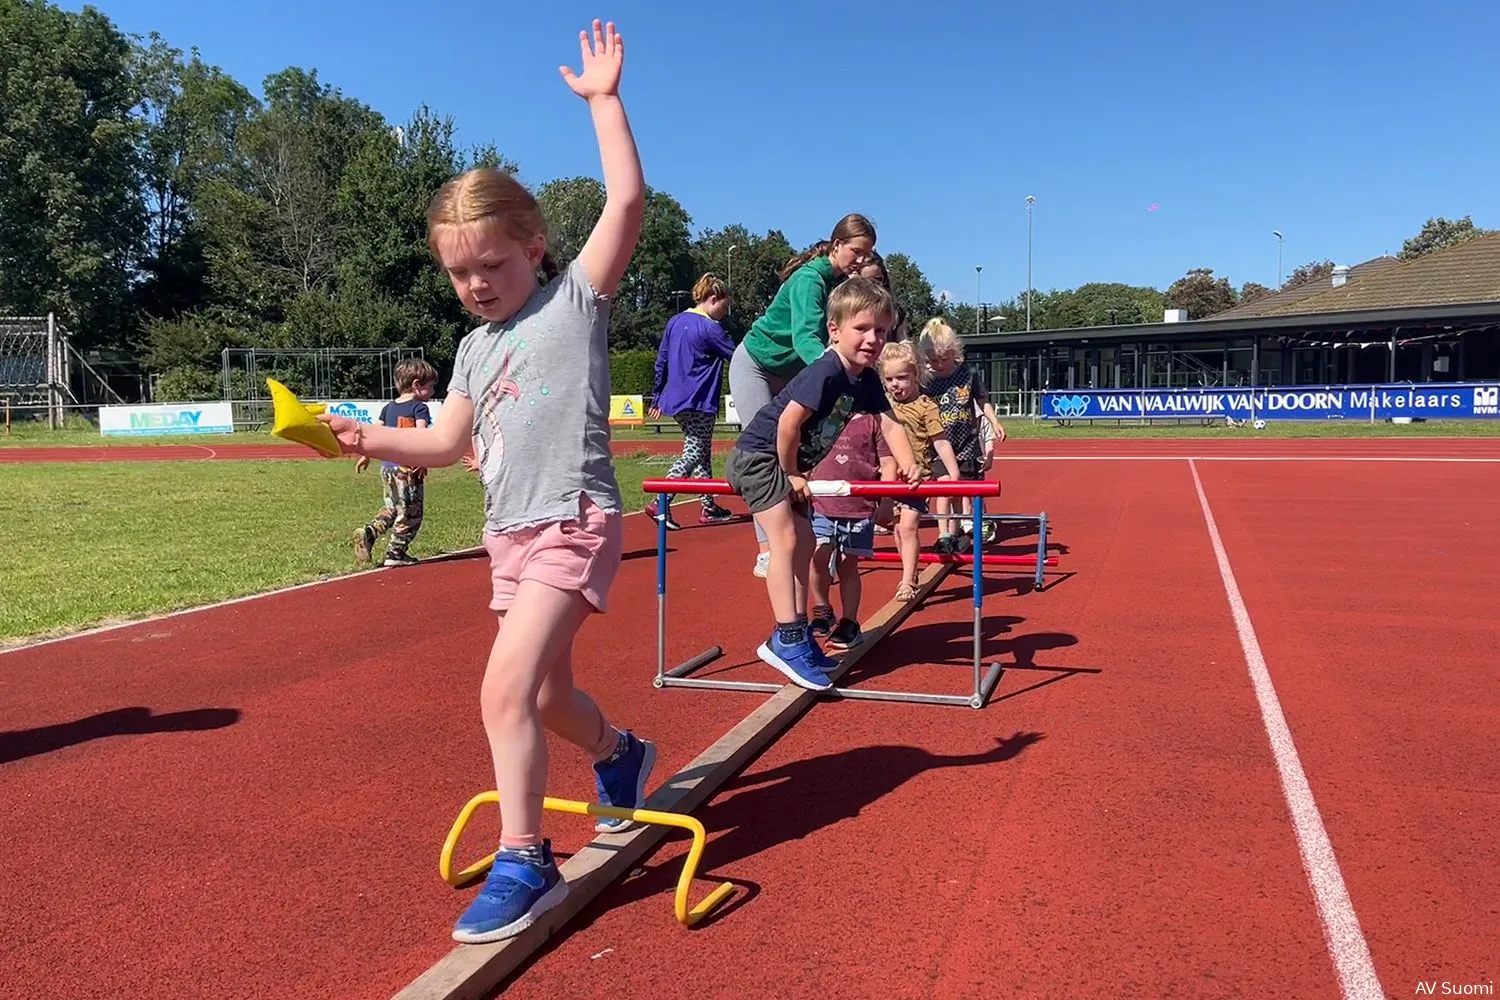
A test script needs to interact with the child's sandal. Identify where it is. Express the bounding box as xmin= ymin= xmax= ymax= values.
xmin=894 ymin=582 xmax=918 ymax=602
